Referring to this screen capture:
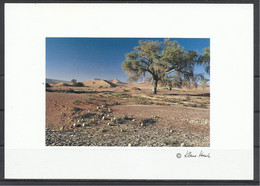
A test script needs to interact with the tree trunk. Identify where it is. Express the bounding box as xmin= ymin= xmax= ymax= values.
xmin=152 ymin=79 xmax=158 ymax=94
